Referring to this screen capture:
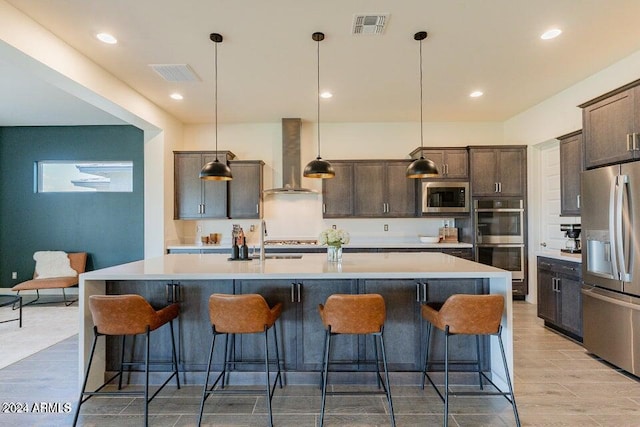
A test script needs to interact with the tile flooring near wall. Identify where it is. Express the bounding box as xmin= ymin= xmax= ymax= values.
xmin=0 ymin=302 xmax=639 ymax=426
